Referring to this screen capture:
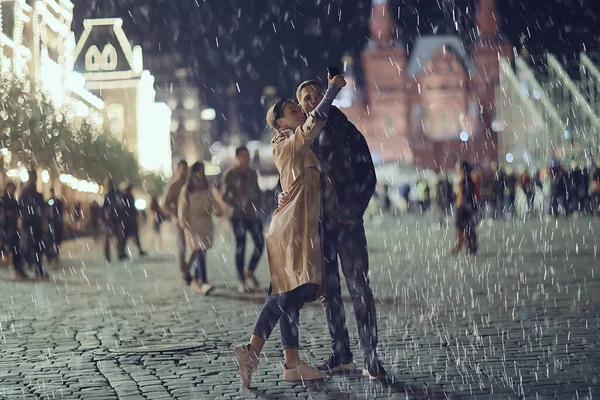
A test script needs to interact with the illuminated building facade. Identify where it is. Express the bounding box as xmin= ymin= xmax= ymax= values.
xmin=341 ymin=0 xmax=512 ymax=171
xmin=0 ymin=0 xmax=103 ymax=120
xmin=73 ymin=18 xmax=172 ymax=177
xmin=144 ymin=53 xmax=215 ymax=174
